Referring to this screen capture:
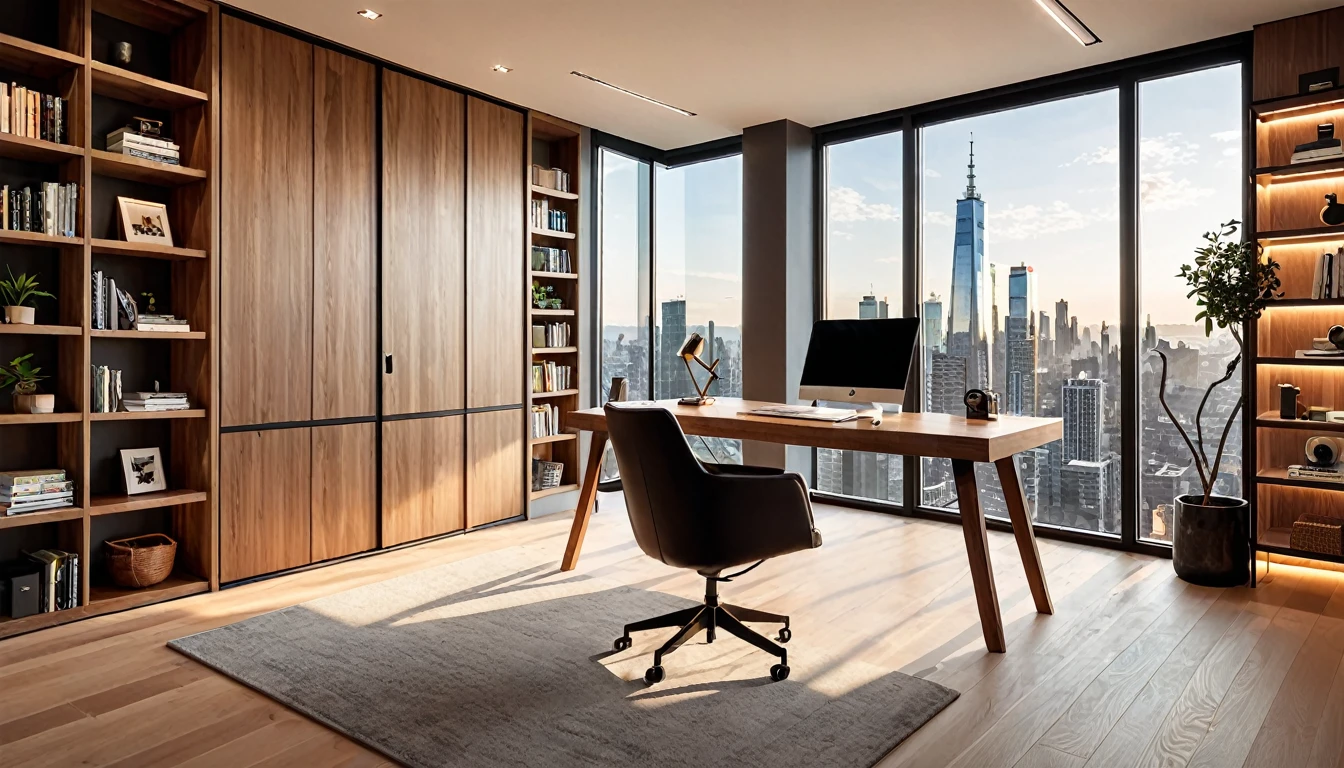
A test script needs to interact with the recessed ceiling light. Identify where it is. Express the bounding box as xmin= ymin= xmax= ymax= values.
xmin=570 ymin=71 xmax=695 ymax=117
xmin=356 ymin=9 xmax=381 ymax=20
xmin=492 ymin=65 xmax=512 ymax=73
xmin=1032 ymin=0 xmax=1100 ymax=46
